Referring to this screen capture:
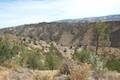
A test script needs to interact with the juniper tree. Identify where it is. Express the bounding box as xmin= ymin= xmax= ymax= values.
xmin=92 ymin=21 xmax=110 ymax=55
